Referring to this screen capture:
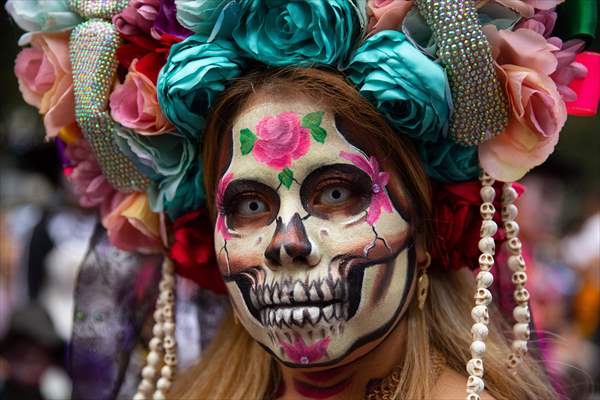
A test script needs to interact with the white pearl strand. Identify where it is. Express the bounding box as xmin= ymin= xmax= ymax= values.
xmin=501 ymin=183 xmax=531 ymax=373
xmin=465 ymin=171 xmax=497 ymax=400
xmin=133 ymin=258 xmax=178 ymax=400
